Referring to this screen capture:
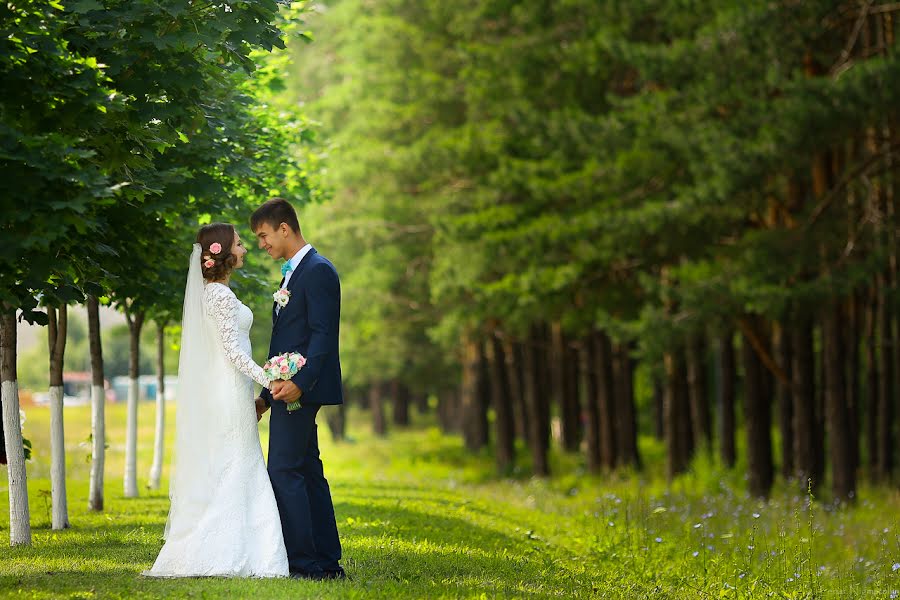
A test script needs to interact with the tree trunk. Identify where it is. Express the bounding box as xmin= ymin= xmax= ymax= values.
xmin=487 ymin=334 xmax=515 ymax=473
xmin=822 ymin=302 xmax=855 ymax=501
xmin=326 ymin=404 xmax=346 ymax=442
xmin=652 ymin=378 xmax=664 ymax=440
xmin=864 ymin=286 xmax=879 ymax=476
xmin=562 ymin=333 xmax=581 ymax=452
xmin=392 ymin=381 xmax=410 ymax=427
xmin=501 ymin=339 xmax=527 ymax=444
xmin=773 ymin=319 xmax=794 ymax=478
xmin=578 ymin=337 xmax=601 ymax=474
xmin=47 ymin=304 xmax=69 ymax=529
xmin=593 ymin=330 xmax=617 ymax=470
xmin=742 ymin=319 xmax=774 ymax=498
xmin=718 ymin=330 xmax=736 ymax=468
xmin=792 ymin=314 xmax=820 ymax=491
xmin=148 ymin=321 xmax=167 ymax=490
xmin=551 ymin=323 xmax=578 ymax=452
xmin=522 ymin=327 xmax=549 ymax=476
xmin=845 ymin=292 xmax=861 ymax=476
xmin=436 ymin=388 xmax=459 ymax=433
xmin=87 ymin=296 xmax=105 ymax=511
xmin=613 ymin=341 xmax=640 ymax=469
xmin=876 ymin=270 xmax=895 ymax=480
xmin=686 ymin=334 xmax=711 ymax=452
xmin=1 ymin=308 xmax=31 ymax=545
xmin=460 ymin=338 xmax=488 ymax=451
xmin=371 ymin=382 xmax=387 ymax=436
xmin=124 ymin=309 xmax=144 ymax=498
xmin=664 ymin=346 xmax=691 ymax=479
